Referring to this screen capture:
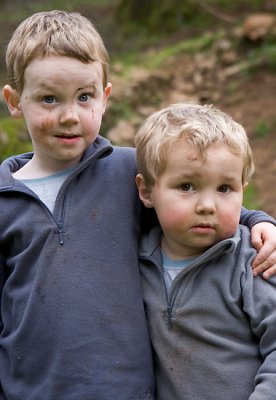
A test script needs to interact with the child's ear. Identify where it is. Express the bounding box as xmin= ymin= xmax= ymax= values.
xmin=135 ymin=174 xmax=154 ymax=208
xmin=2 ymin=85 xmax=22 ymax=118
xmin=102 ymin=82 xmax=112 ymax=112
